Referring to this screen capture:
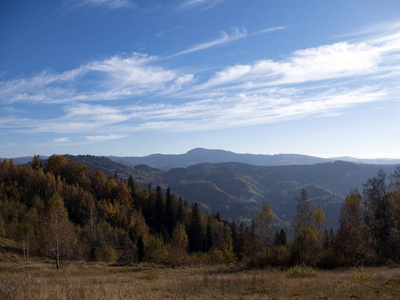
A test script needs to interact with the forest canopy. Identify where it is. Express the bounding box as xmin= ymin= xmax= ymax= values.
xmin=0 ymin=155 xmax=399 ymax=269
